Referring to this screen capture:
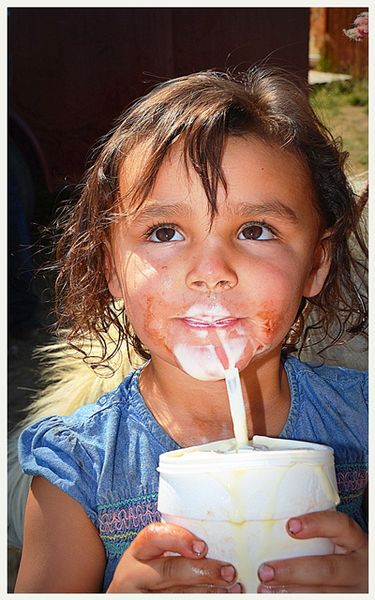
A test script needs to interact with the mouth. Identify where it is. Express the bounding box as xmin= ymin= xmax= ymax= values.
xmin=180 ymin=317 xmax=240 ymax=329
